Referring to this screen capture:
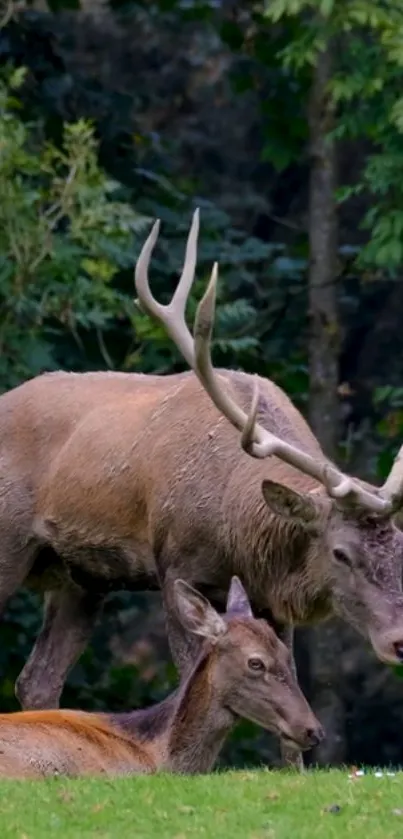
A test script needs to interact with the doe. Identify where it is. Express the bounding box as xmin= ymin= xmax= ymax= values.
xmin=0 ymin=577 xmax=322 ymax=779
